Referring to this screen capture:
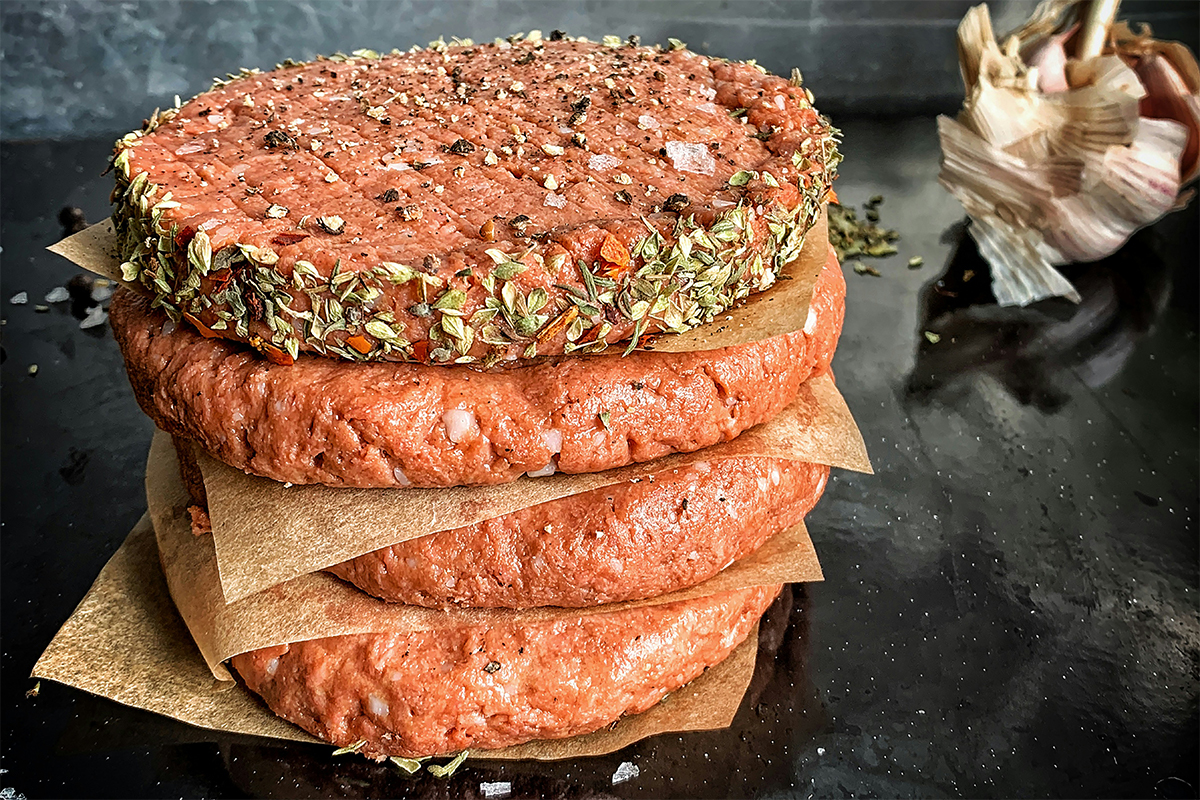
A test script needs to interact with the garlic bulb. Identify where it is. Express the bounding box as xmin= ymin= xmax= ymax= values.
xmin=938 ymin=1 xmax=1196 ymax=307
